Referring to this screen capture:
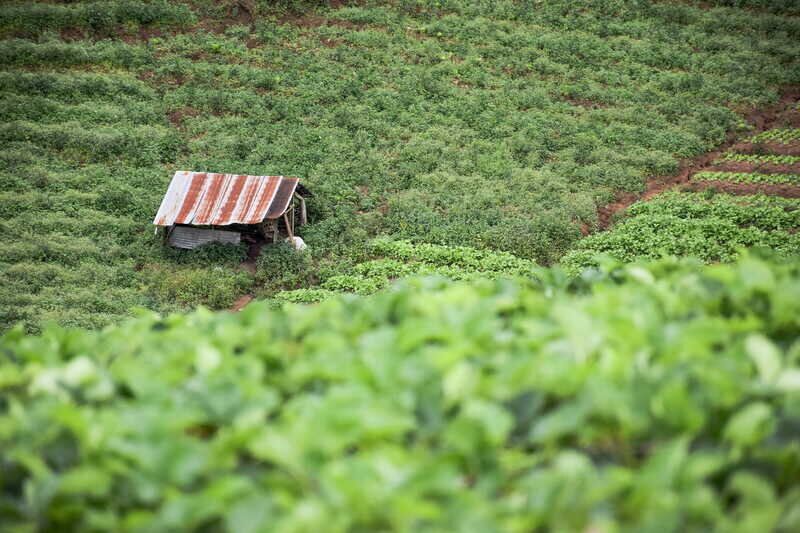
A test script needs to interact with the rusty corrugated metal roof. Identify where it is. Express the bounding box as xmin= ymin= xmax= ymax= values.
xmin=153 ymin=171 xmax=300 ymax=226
